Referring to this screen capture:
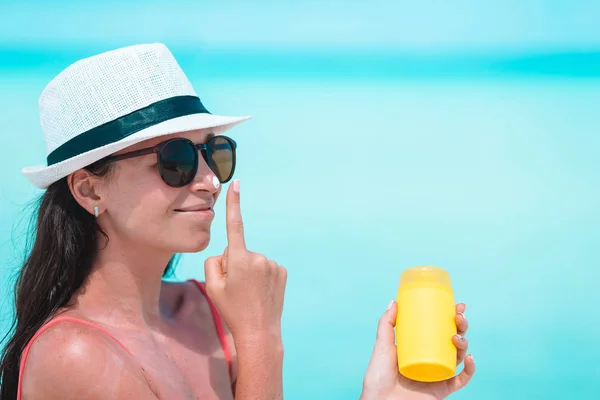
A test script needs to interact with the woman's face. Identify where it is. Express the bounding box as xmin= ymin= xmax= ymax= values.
xmin=96 ymin=129 xmax=222 ymax=254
